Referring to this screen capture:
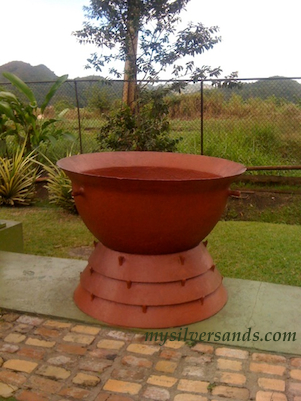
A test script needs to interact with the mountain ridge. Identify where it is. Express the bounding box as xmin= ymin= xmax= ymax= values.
xmin=0 ymin=61 xmax=106 ymax=82
xmin=0 ymin=61 xmax=59 ymax=82
xmin=1 ymin=61 xmax=300 ymax=104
